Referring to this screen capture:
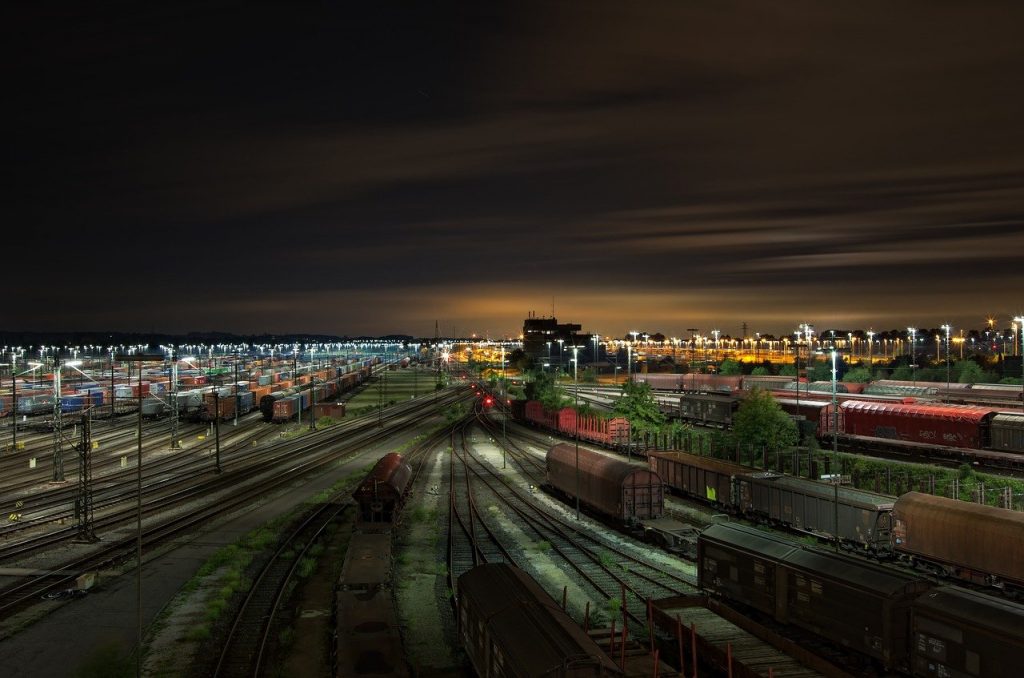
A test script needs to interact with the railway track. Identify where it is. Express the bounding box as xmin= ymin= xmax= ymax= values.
xmin=0 ymin=389 xmax=470 ymax=619
xmin=444 ymin=408 xmax=694 ymax=639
